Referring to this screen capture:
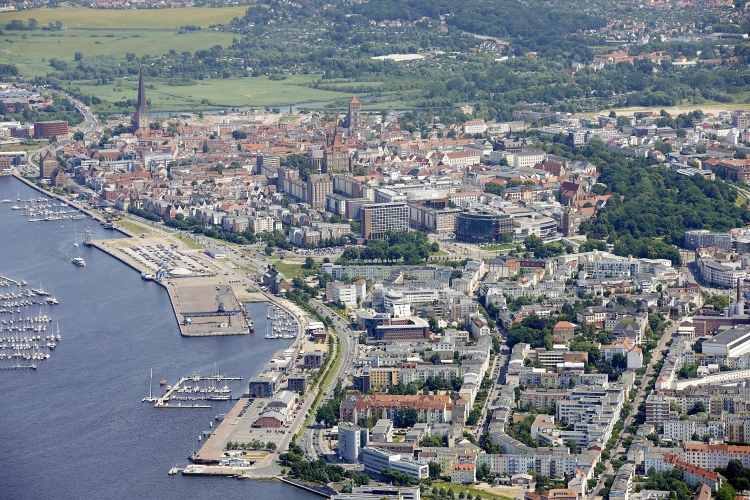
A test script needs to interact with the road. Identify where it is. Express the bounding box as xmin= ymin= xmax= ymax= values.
xmin=590 ymin=318 xmax=680 ymax=500
xmin=474 ymin=349 xmax=507 ymax=439
xmin=299 ymin=299 xmax=357 ymax=462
